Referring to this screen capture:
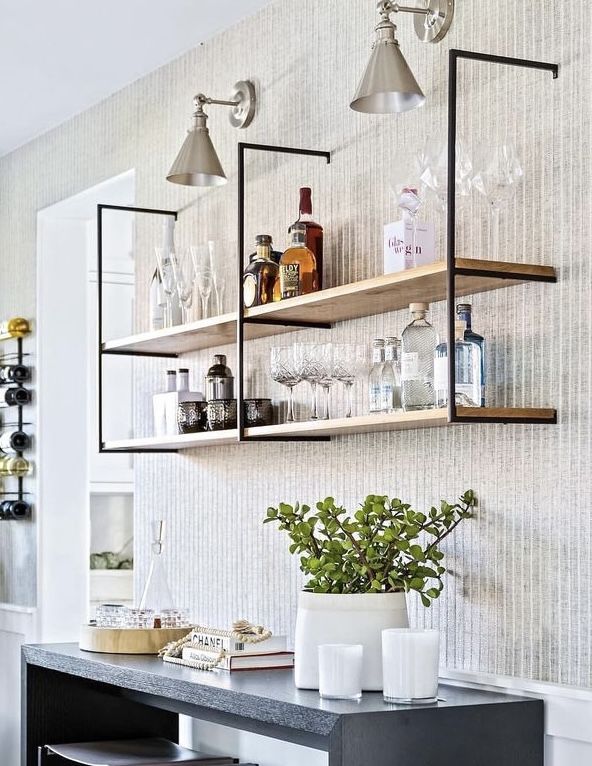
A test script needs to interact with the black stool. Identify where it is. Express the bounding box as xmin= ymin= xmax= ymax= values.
xmin=38 ymin=737 xmax=240 ymax=765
